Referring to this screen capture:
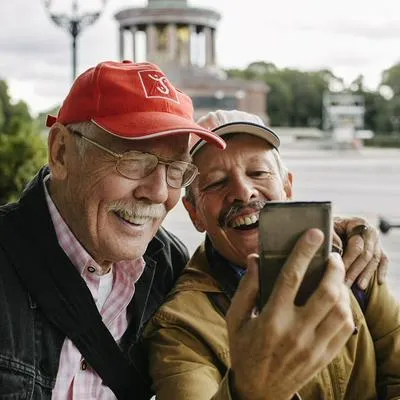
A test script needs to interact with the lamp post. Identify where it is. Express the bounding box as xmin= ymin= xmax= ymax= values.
xmin=43 ymin=0 xmax=108 ymax=81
